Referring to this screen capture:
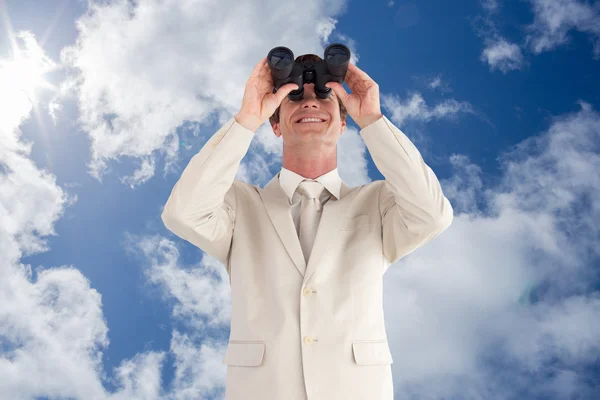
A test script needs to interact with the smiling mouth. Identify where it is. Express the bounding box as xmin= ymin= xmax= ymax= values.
xmin=296 ymin=119 xmax=328 ymax=125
